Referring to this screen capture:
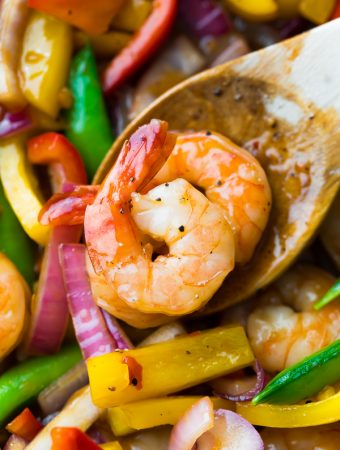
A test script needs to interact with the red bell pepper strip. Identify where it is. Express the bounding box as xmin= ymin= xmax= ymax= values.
xmin=27 ymin=0 xmax=124 ymax=36
xmin=51 ymin=427 xmax=101 ymax=450
xmin=332 ymin=1 xmax=340 ymax=18
xmin=28 ymin=133 xmax=87 ymax=192
xmin=6 ymin=408 xmax=42 ymax=441
xmin=102 ymin=0 xmax=177 ymax=94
